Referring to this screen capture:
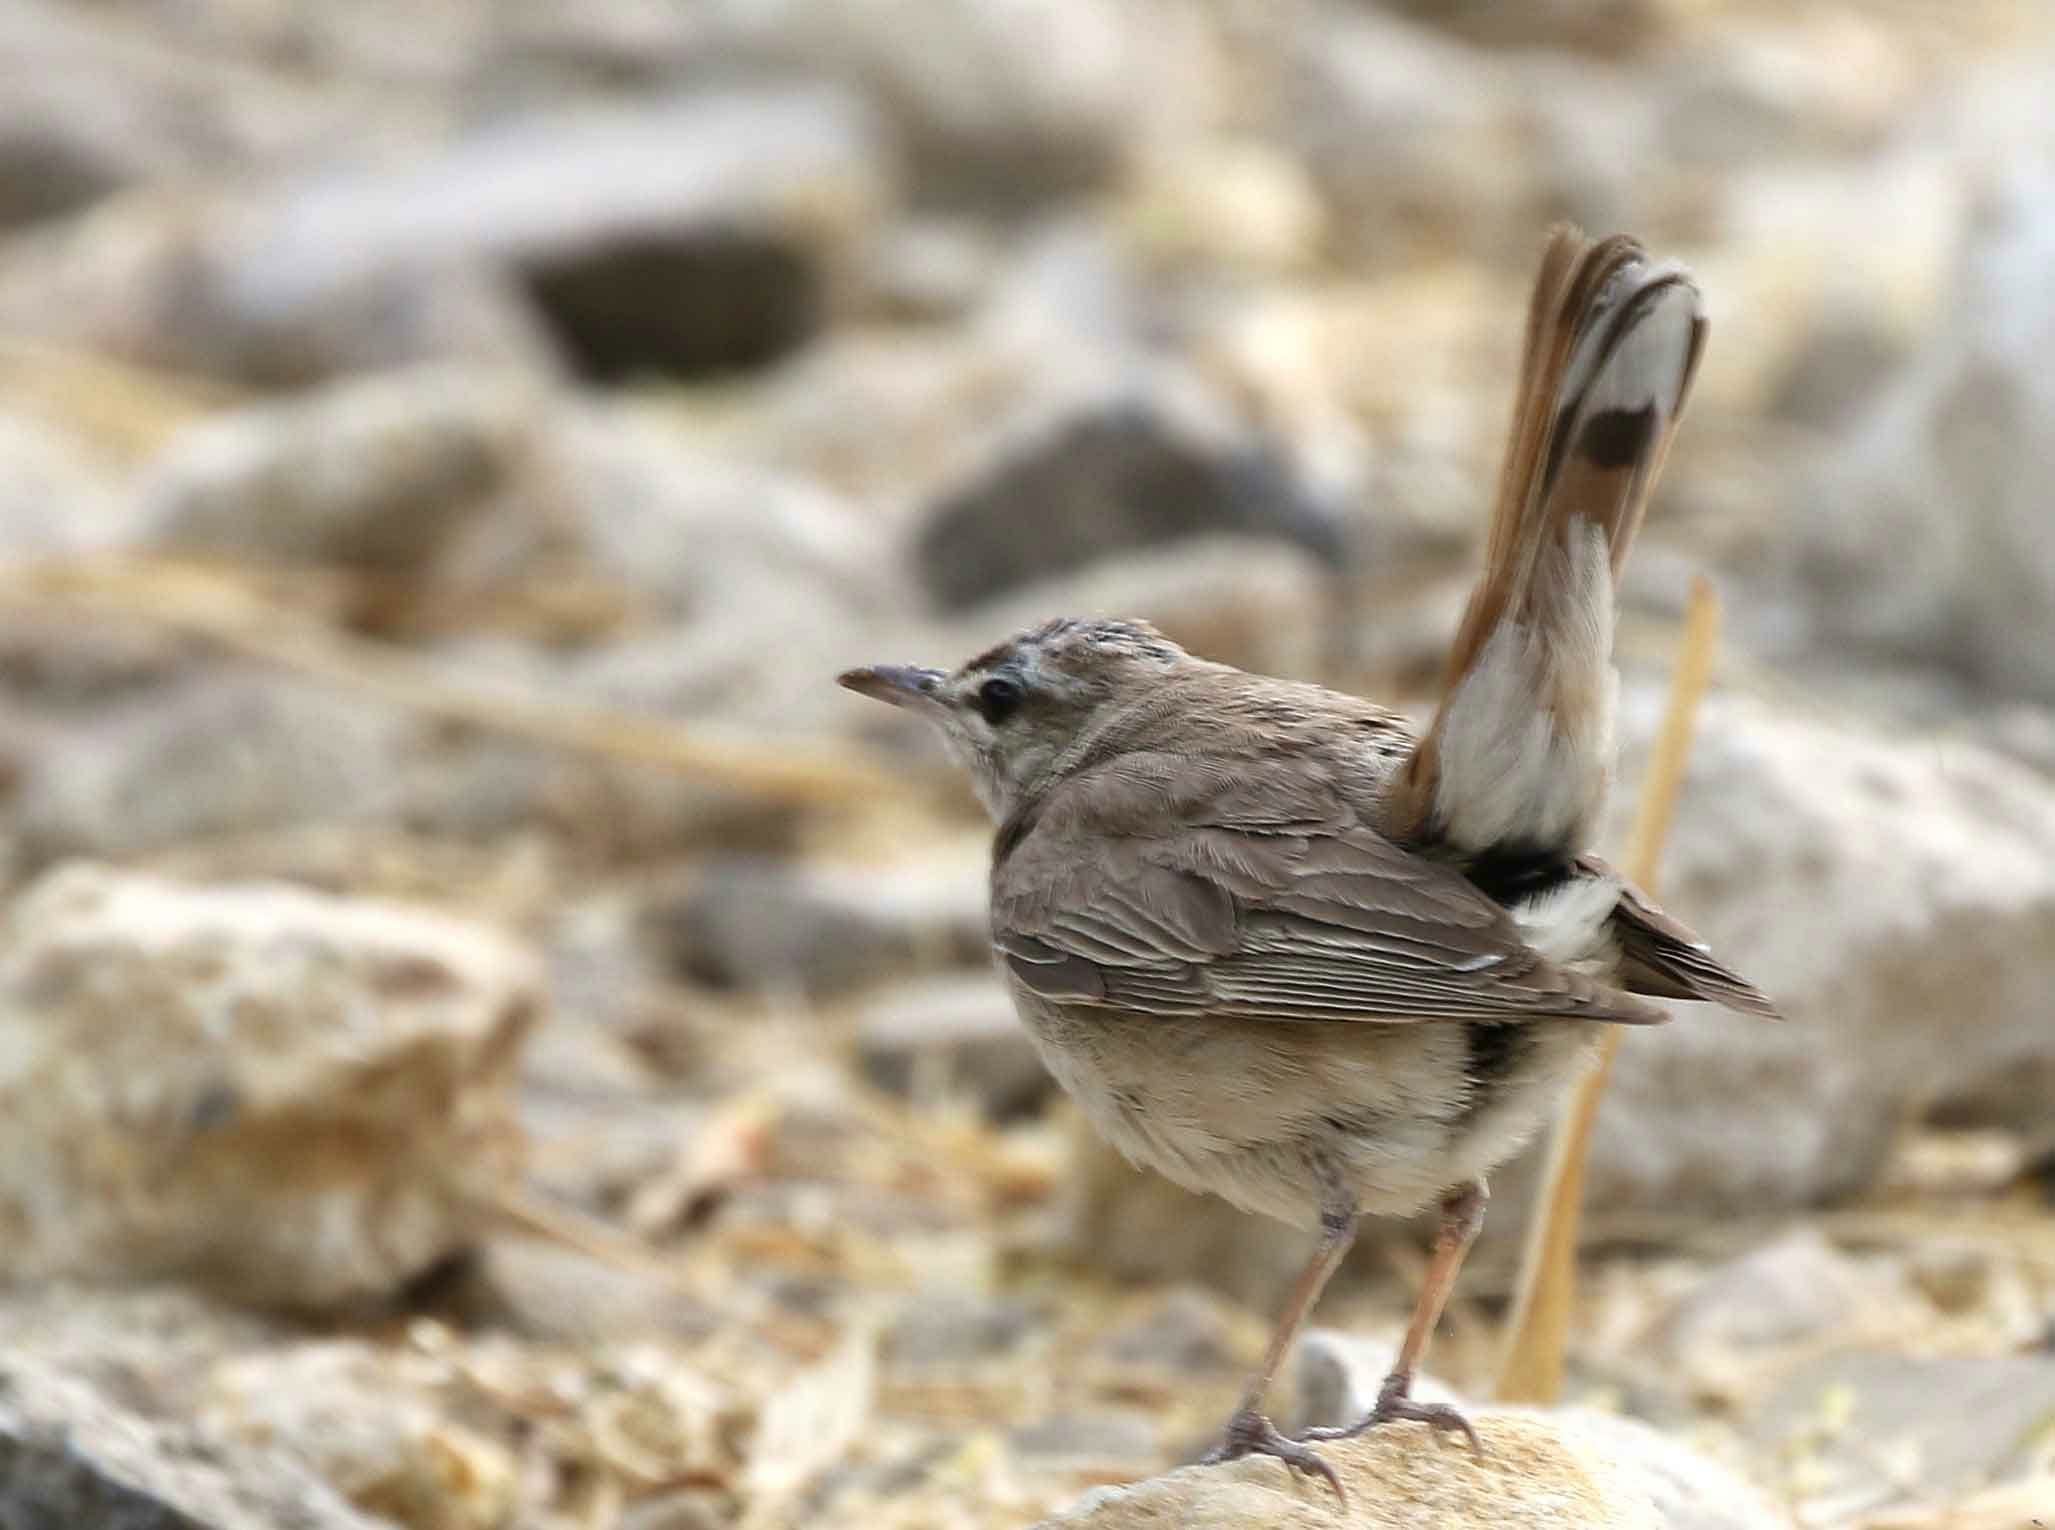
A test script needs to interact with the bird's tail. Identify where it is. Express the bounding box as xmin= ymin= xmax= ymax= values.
xmin=1391 ymin=228 xmax=1707 ymax=860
